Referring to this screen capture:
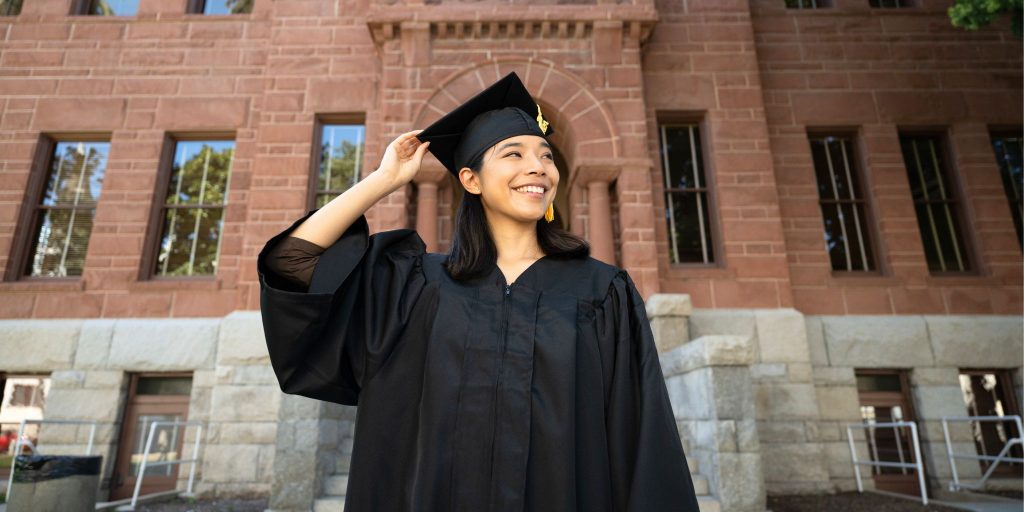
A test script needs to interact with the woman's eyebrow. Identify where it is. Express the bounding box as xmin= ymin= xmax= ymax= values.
xmin=495 ymin=141 xmax=553 ymax=153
